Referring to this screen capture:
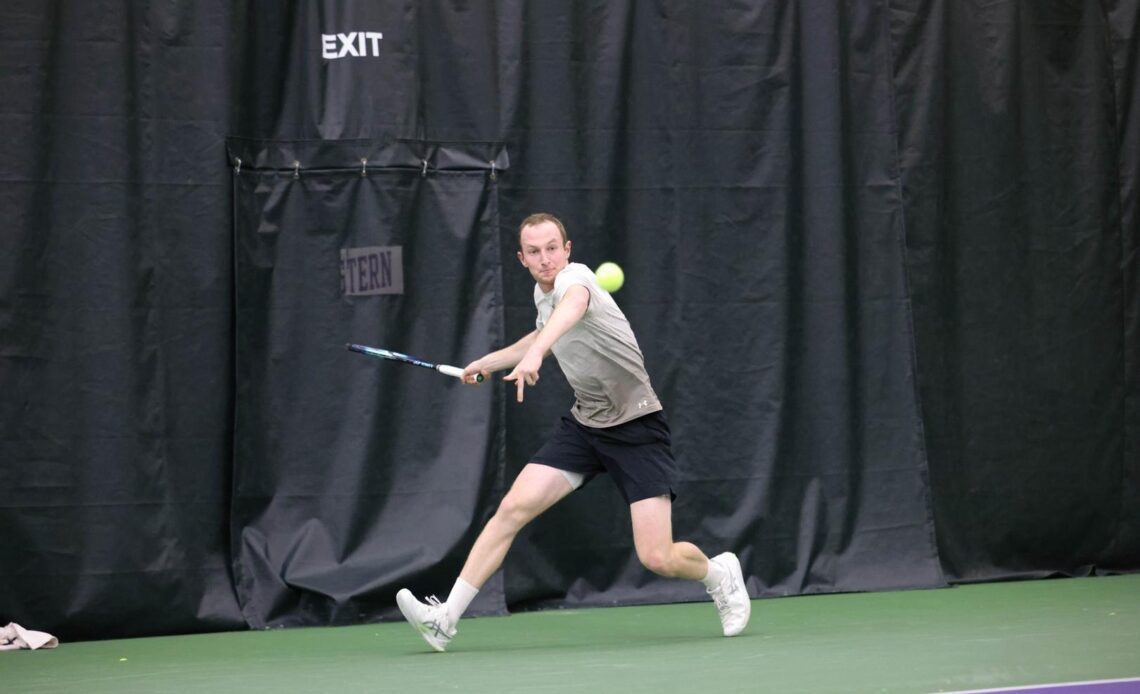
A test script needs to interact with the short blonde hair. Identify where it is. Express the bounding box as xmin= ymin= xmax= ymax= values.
xmin=518 ymin=213 xmax=568 ymax=246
